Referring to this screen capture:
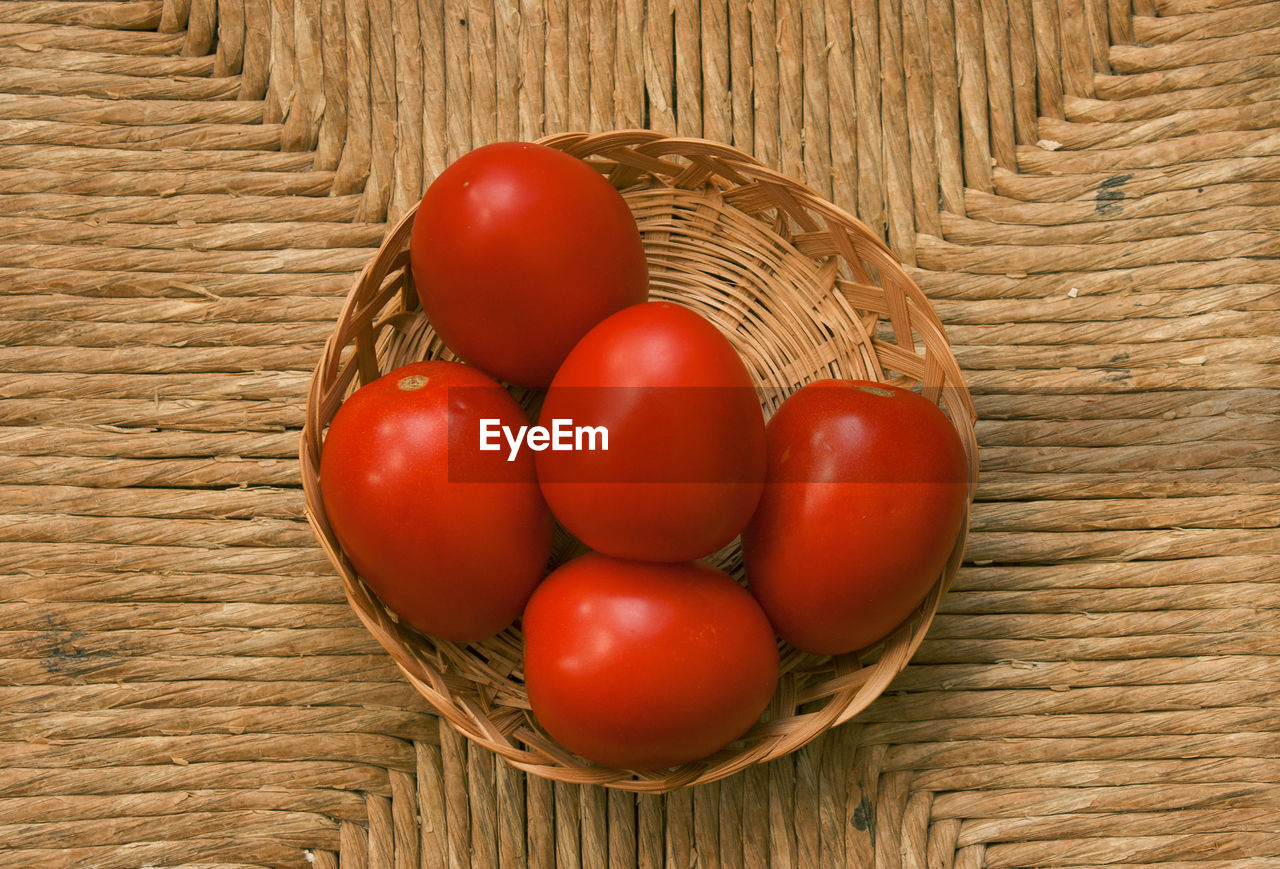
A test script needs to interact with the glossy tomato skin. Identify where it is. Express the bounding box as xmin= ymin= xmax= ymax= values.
xmin=319 ymin=361 xmax=553 ymax=642
xmin=522 ymin=554 xmax=780 ymax=770
xmin=742 ymin=380 xmax=970 ymax=656
xmin=409 ymin=142 xmax=648 ymax=387
xmin=536 ymin=301 xmax=766 ymax=562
